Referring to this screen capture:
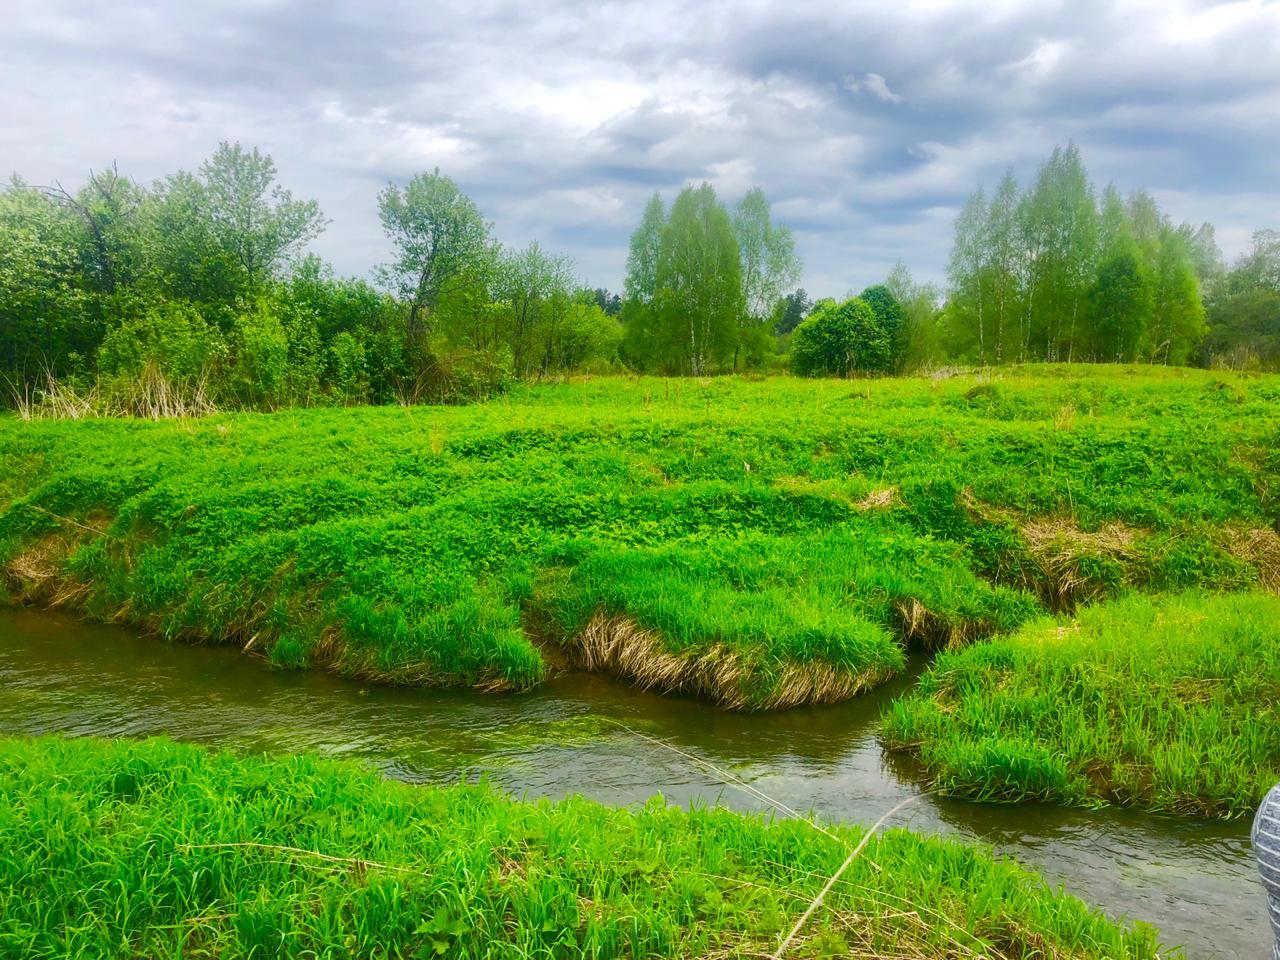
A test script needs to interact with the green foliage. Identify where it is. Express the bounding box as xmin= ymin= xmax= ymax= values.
xmin=1 ymin=151 xmax=623 ymax=412
xmin=883 ymin=591 xmax=1280 ymax=818
xmin=770 ymin=287 xmax=811 ymax=335
xmin=1203 ymin=229 xmax=1280 ymax=370
xmin=0 ymin=734 xmax=1165 ymax=959
xmin=790 ymin=297 xmax=892 ymax=376
xmin=946 ymin=144 xmax=1212 ymax=366
xmin=732 ymin=188 xmax=801 ymax=368
xmin=857 ymin=284 xmax=908 ymax=370
xmin=1088 ymin=253 xmax=1153 ymax=361
xmin=97 ymin=301 xmax=224 ymax=383
xmin=376 ymin=168 xmax=493 ymax=336
xmin=653 ymin=184 xmax=744 ymax=375
xmin=622 ymin=185 xmax=800 ymax=374
xmin=885 ymin=263 xmax=943 ymax=370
